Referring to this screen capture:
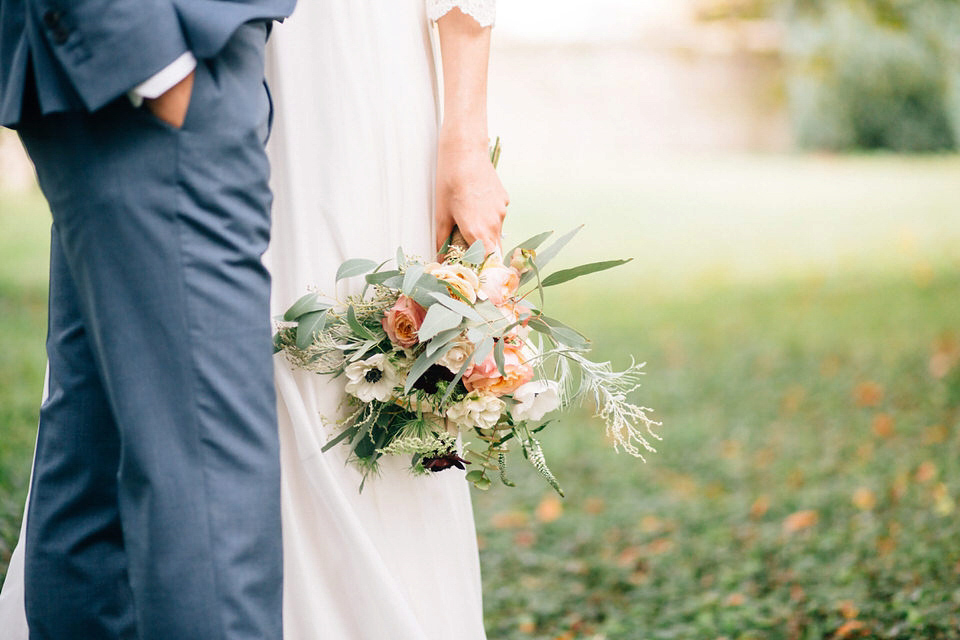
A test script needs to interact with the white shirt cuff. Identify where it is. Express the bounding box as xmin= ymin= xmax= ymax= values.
xmin=127 ymin=52 xmax=197 ymax=108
